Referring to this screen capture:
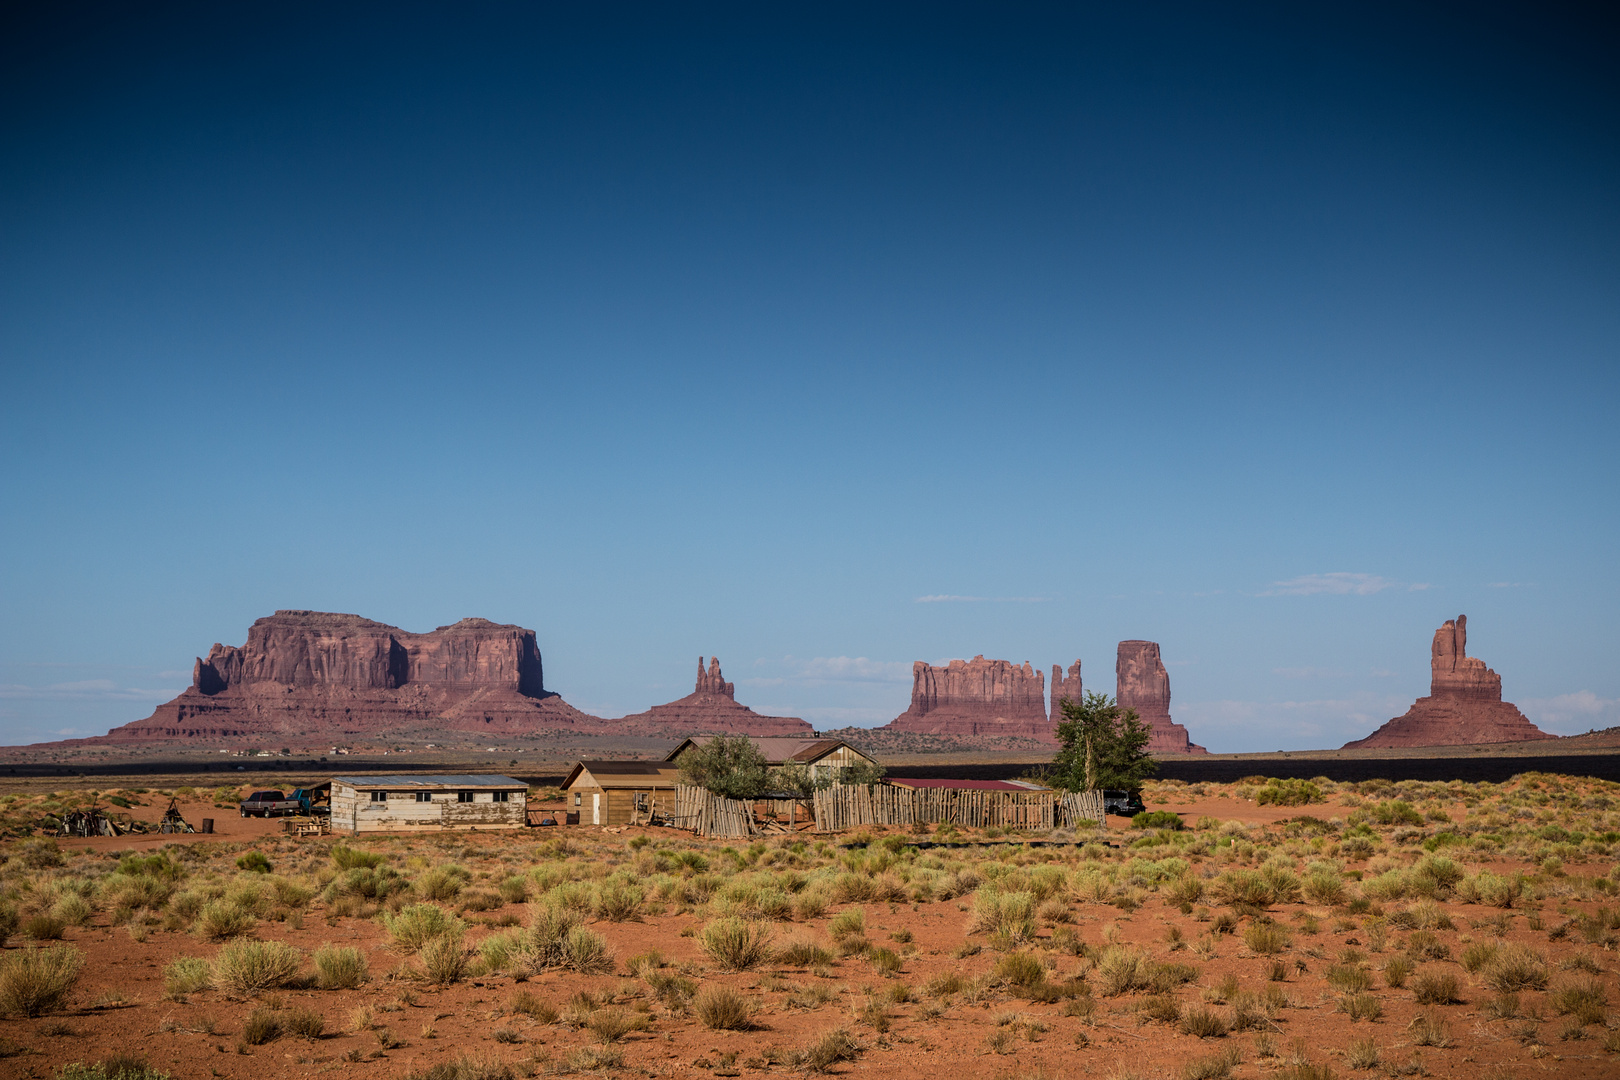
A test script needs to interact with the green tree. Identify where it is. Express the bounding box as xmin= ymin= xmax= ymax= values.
xmin=837 ymin=759 xmax=887 ymax=786
xmin=1051 ymin=691 xmax=1157 ymax=792
xmin=677 ymin=735 xmax=770 ymax=800
xmin=774 ymin=761 xmax=833 ymax=799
